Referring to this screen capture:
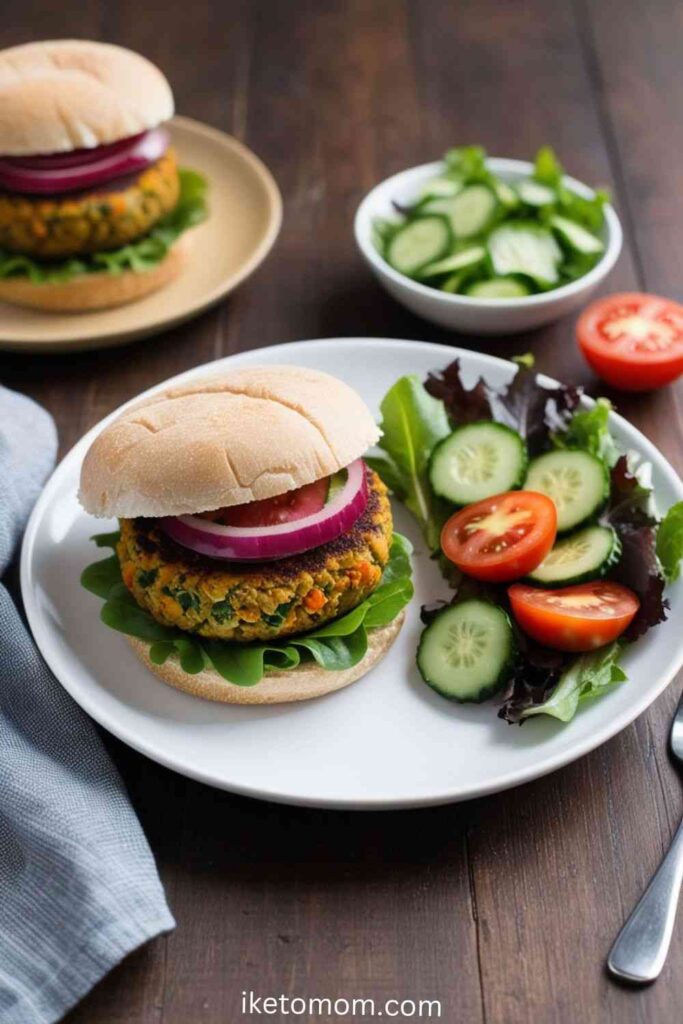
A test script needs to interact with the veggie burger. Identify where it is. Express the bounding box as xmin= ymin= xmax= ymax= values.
xmin=0 ymin=39 xmax=207 ymax=311
xmin=79 ymin=366 xmax=412 ymax=703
